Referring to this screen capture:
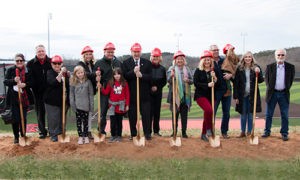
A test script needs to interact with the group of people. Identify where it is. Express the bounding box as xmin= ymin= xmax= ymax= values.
xmin=4 ymin=42 xmax=295 ymax=145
